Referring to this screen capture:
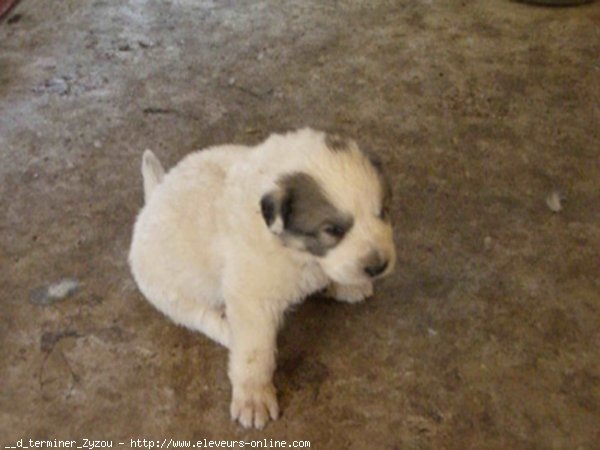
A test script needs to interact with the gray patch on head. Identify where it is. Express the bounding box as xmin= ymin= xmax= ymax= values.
xmin=324 ymin=133 xmax=352 ymax=152
xmin=276 ymin=172 xmax=354 ymax=256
